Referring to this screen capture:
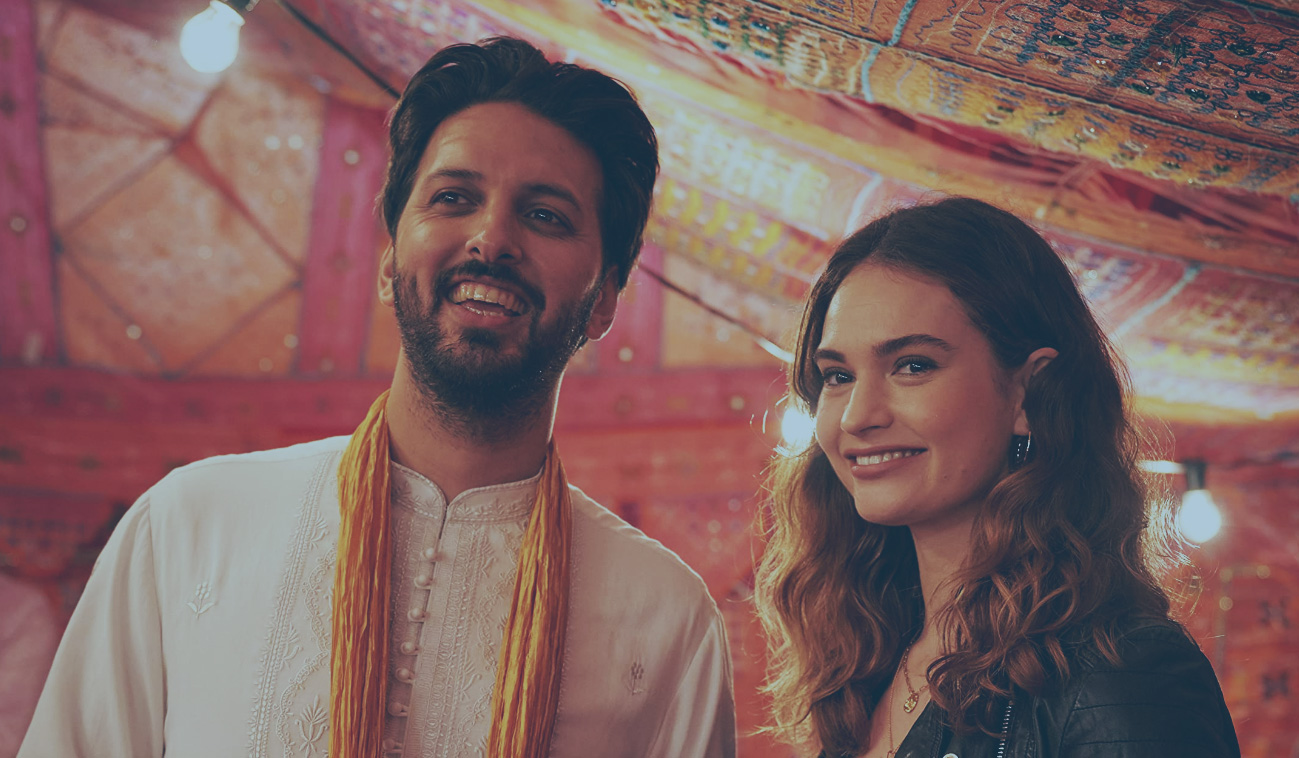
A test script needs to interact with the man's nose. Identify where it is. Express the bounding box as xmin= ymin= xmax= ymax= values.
xmin=465 ymin=204 xmax=520 ymax=264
